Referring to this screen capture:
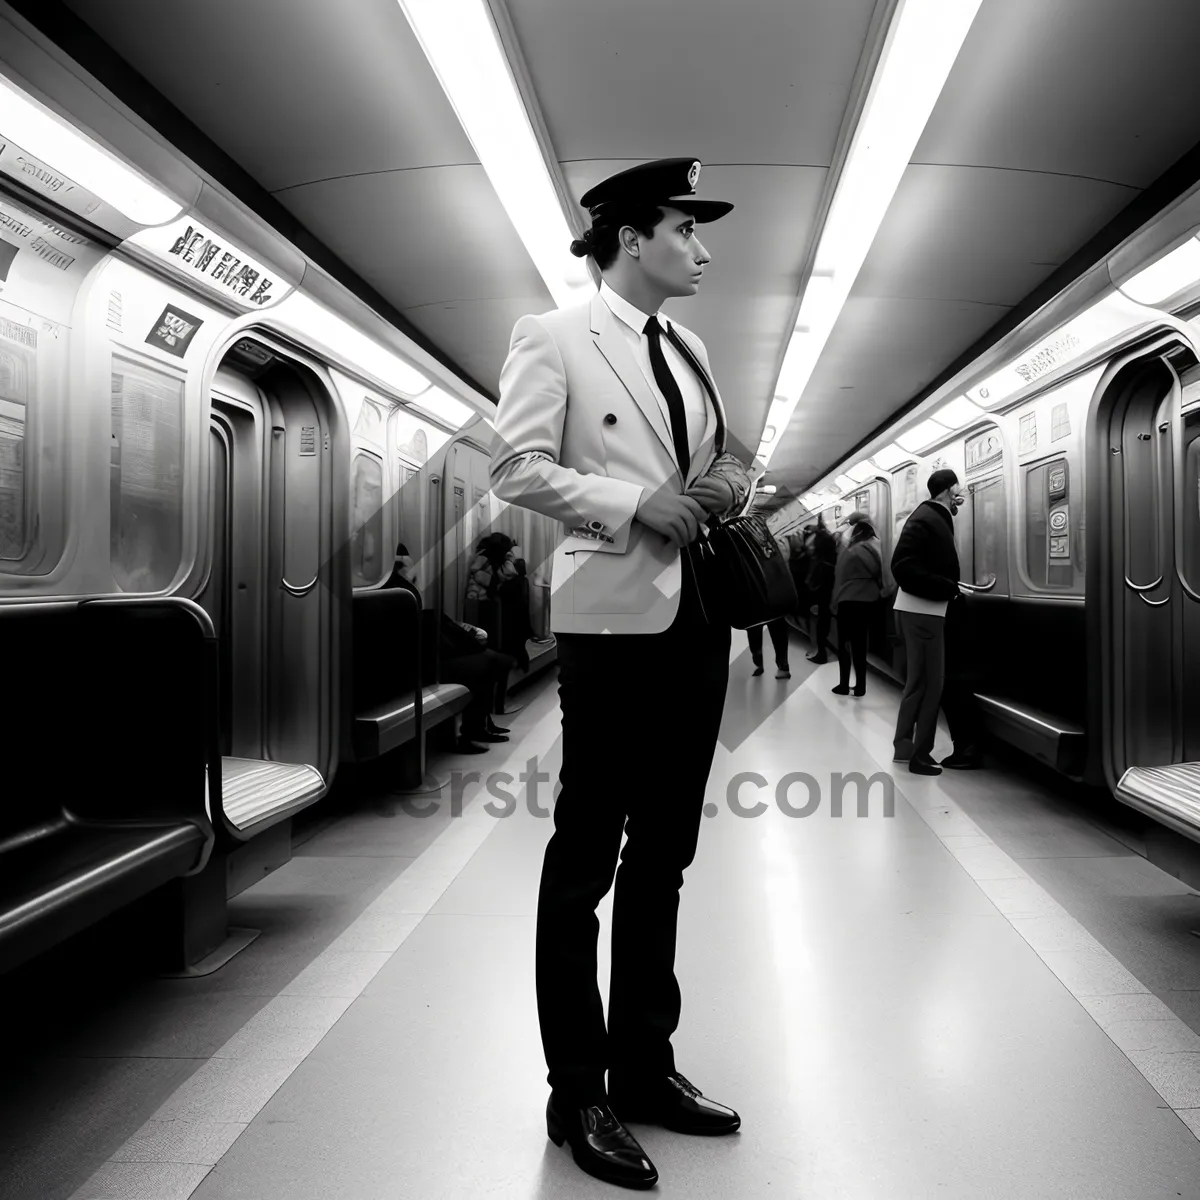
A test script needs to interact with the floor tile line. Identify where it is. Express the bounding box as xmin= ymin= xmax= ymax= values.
xmin=806 ymin=668 xmax=1200 ymax=1140
xmin=68 ymin=702 xmax=565 ymax=1200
